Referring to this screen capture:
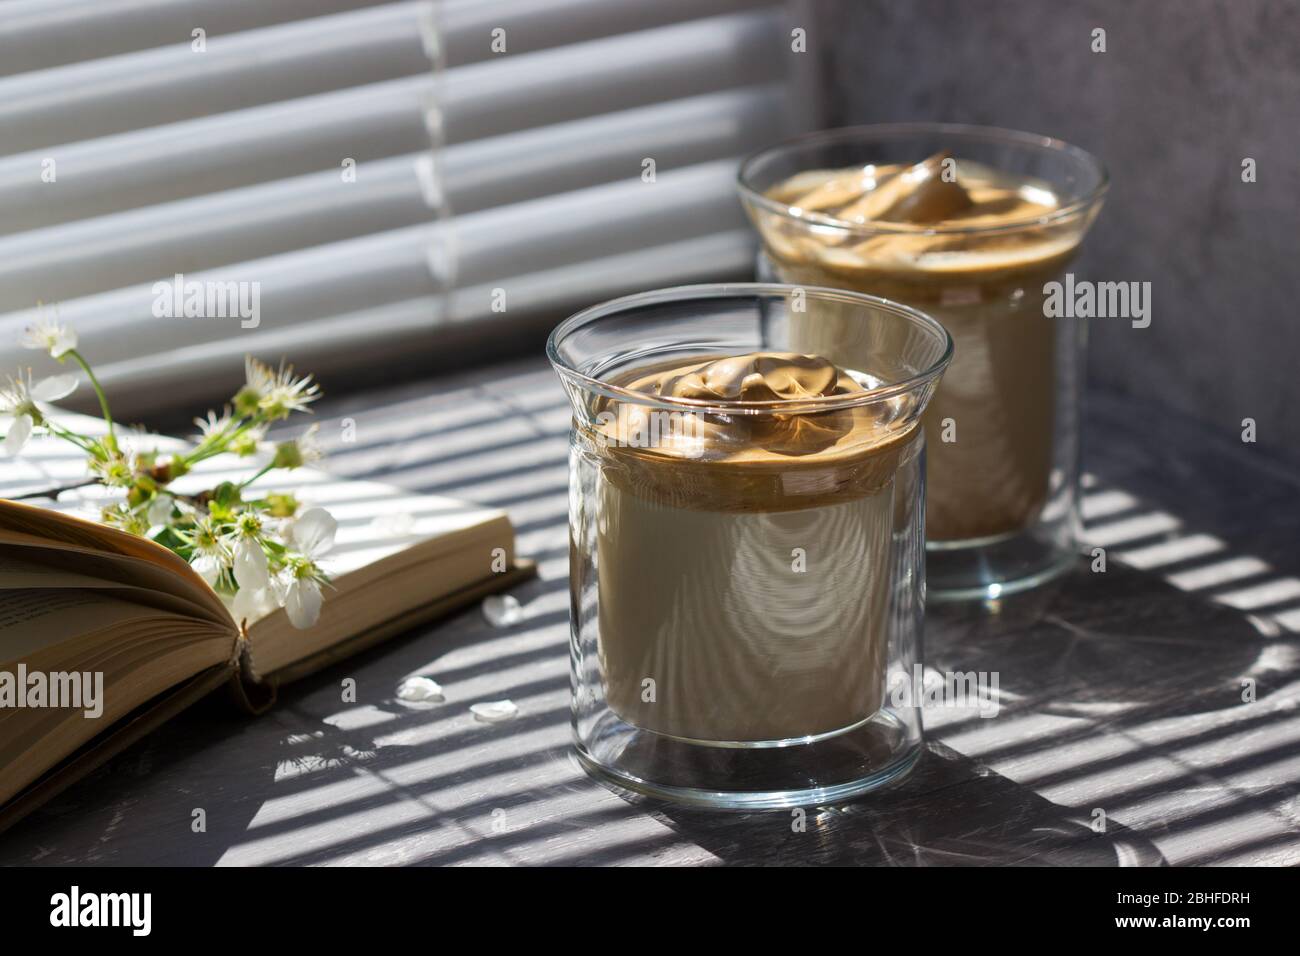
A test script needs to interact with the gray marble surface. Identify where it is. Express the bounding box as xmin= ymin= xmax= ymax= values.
xmin=1 ymin=357 xmax=1297 ymax=866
